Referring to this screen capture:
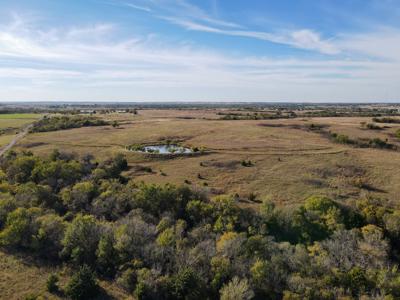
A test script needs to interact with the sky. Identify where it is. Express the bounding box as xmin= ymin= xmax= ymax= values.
xmin=0 ymin=0 xmax=399 ymax=102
